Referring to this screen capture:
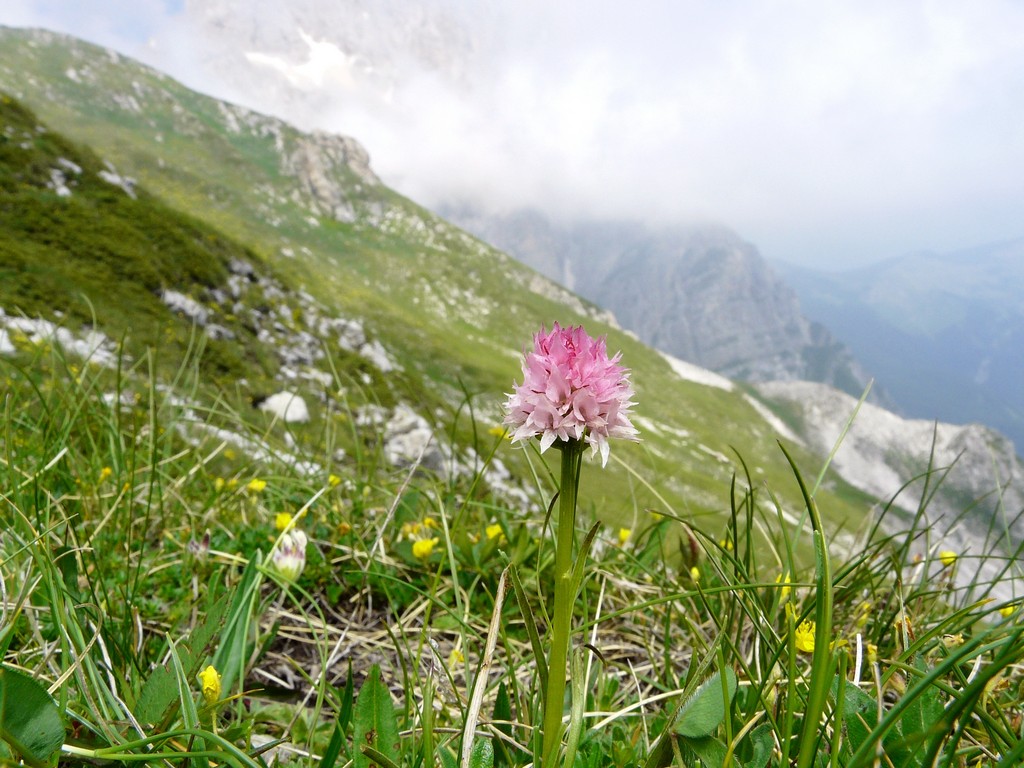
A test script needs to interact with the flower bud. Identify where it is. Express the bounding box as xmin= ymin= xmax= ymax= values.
xmin=271 ymin=530 xmax=308 ymax=581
